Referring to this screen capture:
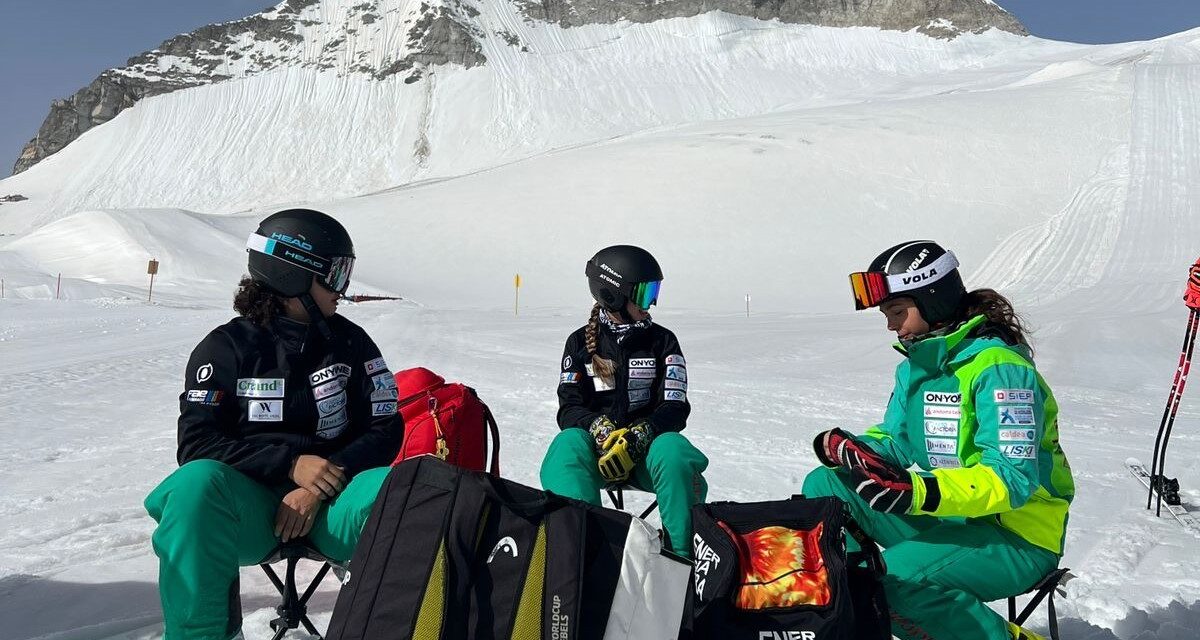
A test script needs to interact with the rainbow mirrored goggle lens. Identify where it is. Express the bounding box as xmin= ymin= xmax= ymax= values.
xmin=631 ymin=280 xmax=661 ymax=310
xmin=246 ymin=233 xmax=355 ymax=295
xmin=849 ymin=271 xmax=890 ymax=310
